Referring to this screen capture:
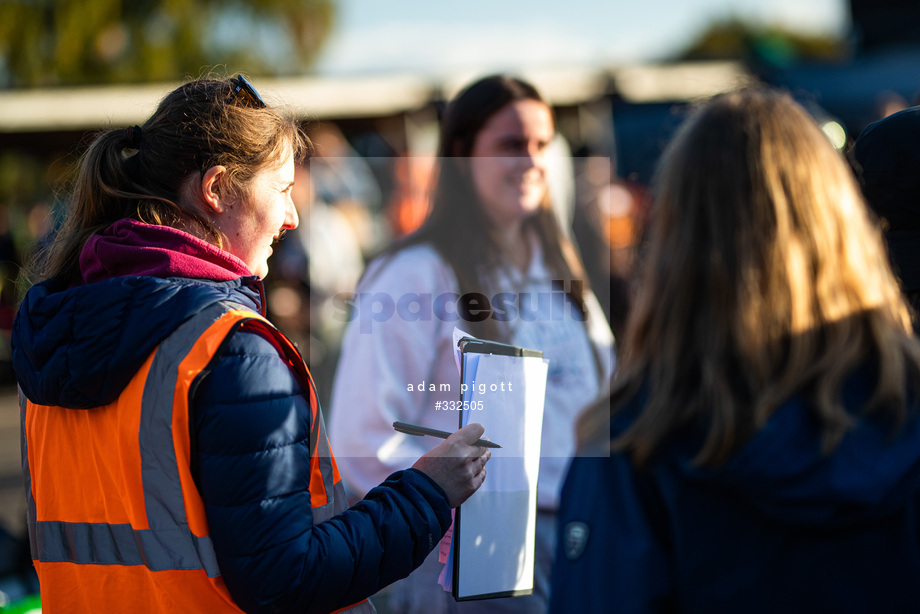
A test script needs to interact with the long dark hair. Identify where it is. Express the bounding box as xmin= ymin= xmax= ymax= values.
xmin=386 ymin=74 xmax=590 ymax=342
xmin=27 ymin=75 xmax=308 ymax=287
